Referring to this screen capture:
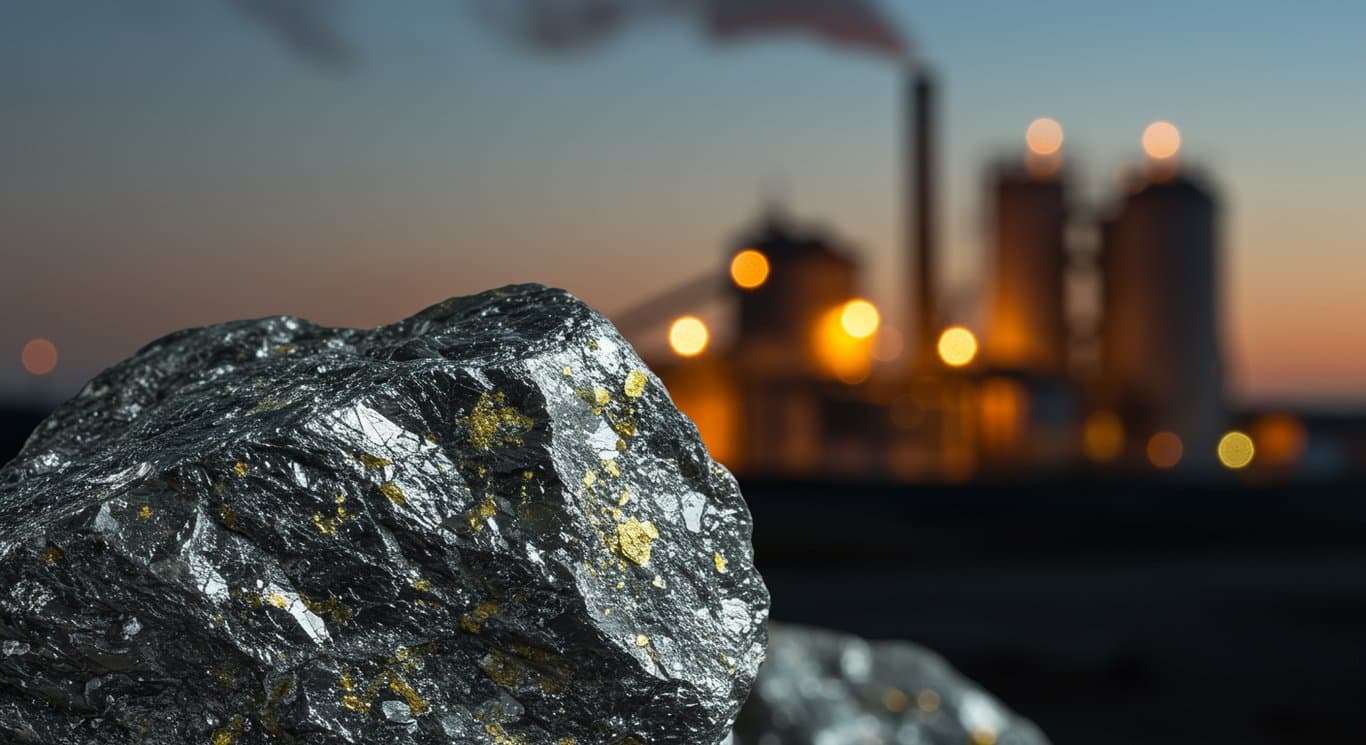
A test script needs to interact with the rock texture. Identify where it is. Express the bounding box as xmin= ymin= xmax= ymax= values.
xmin=0 ymin=285 xmax=769 ymax=744
xmin=734 ymin=624 xmax=1050 ymax=745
